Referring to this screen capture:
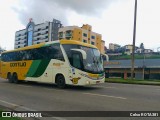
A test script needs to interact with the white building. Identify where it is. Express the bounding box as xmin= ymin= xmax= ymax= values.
xmin=15 ymin=19 xmax=62 ymax=49
xmin=144 ymin=49 xmax=153 ymax=53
